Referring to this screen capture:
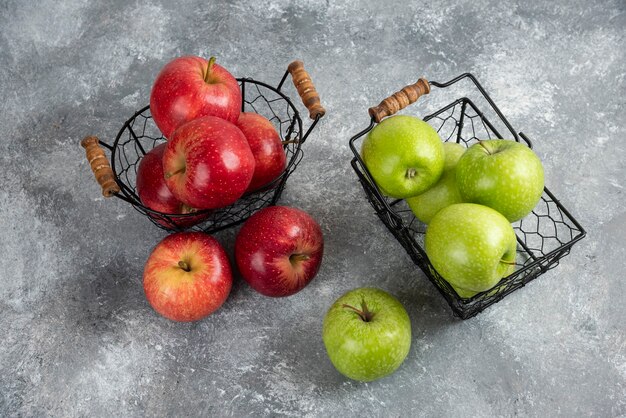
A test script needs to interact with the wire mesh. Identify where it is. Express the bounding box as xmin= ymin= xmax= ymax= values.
xmin=110 ymin=77 xmax=305 ymax=233
xmin=350 ymin=93 xmax=585 ymax=319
